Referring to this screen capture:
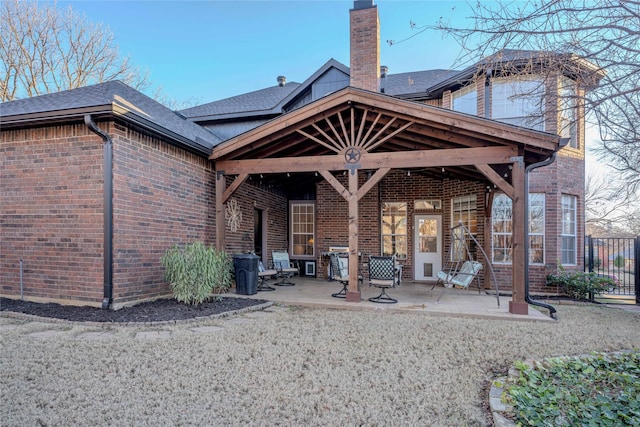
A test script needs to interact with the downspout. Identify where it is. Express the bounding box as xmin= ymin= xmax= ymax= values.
xmin=524 ymin=138 xmax=569 ymax=319
xmin=84 ymin=115 xmax=113 ymax=309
